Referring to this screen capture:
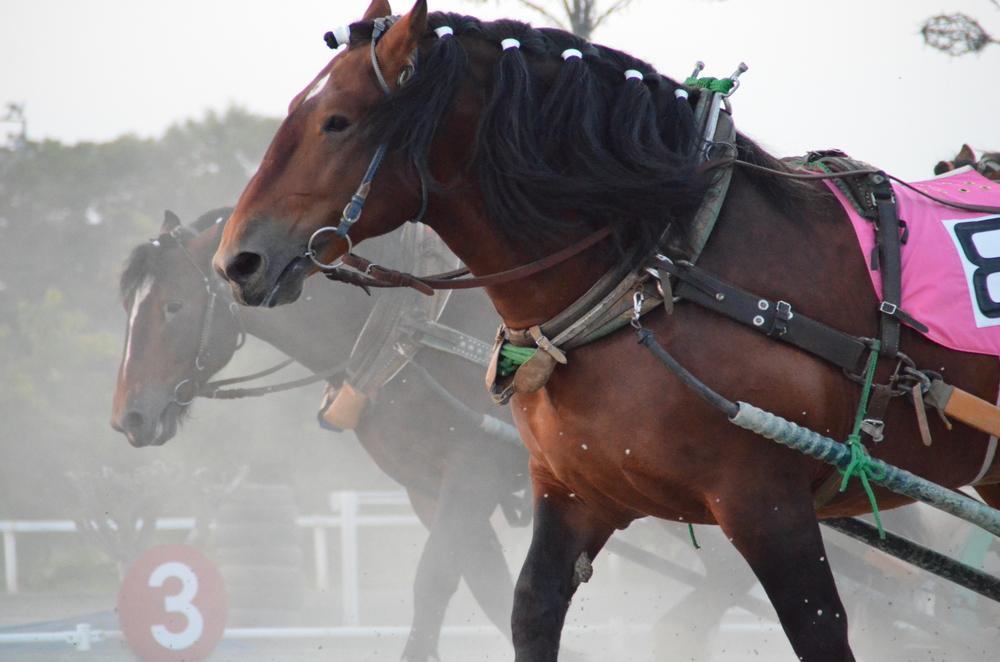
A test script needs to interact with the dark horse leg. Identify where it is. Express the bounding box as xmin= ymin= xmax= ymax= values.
xmin=712 ymin=477 xmax=854 ymax=662
xmin=512 ymin=488 xmax=615 ymax=662
xmin=402 ymin=443 xmax=517 ymax=662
